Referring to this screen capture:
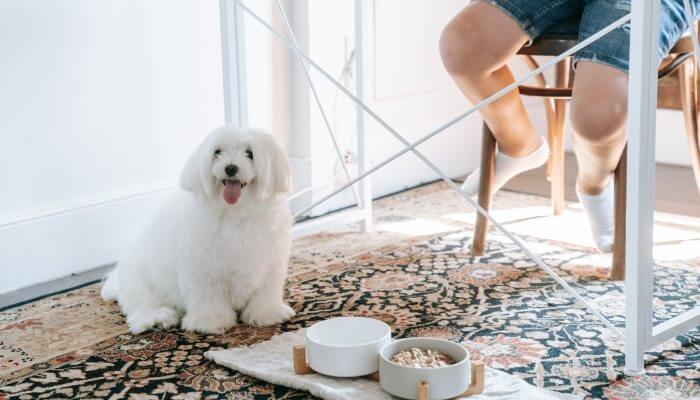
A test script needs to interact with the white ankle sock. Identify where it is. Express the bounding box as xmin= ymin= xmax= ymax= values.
xmin=461 ymin=137 xmax=550 ymax=196
xmin=576 ymin=181 xmax=614 ymax=253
